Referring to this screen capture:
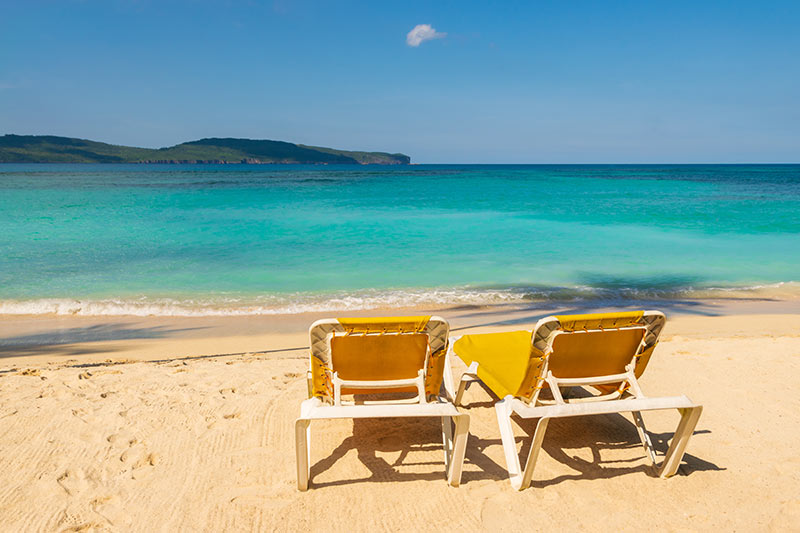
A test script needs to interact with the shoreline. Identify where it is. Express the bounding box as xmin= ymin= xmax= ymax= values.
xmin=1 ymin=281 xmax=799 ymax=317
xmin=2 ymin=297 xmax=798 ymax=368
